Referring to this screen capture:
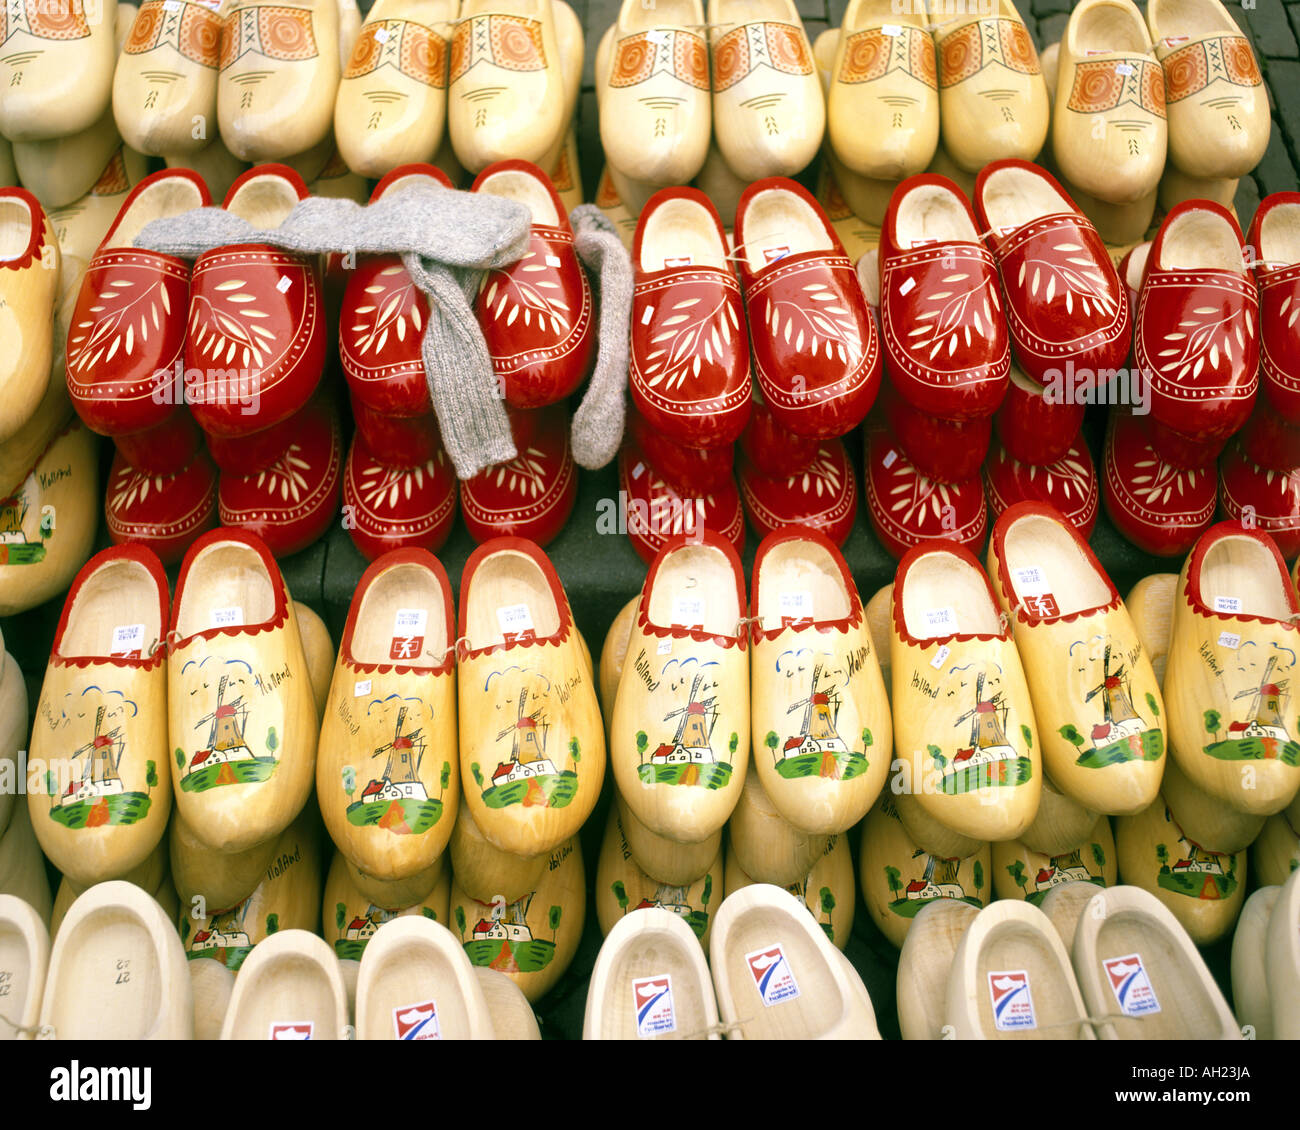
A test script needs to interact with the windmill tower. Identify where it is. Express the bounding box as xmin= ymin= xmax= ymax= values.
xmin=368 ymin=706 xmax=428 ymax=801
xmin=1234 ymin=656 xmax=1289 ymax=736
xmin=496 ymin=690 xmax=549 ymax=766
xmin=1086 ymin=645 xmax=1141 ymax=726
xmin=787 ymin=663 xmax=844 ymax=743
xmin=955 ymin=673 xmax=1010 ymax=750
xmin=195 ymin=675 xmax=252 ymax=760
xmin=63 ymin=705 xmax=125 ymax=802
xmin=664 ymin=674 xmax=718 ymax=751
